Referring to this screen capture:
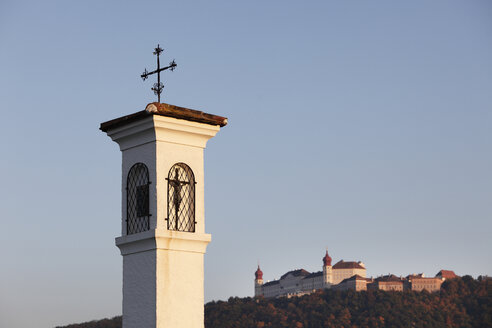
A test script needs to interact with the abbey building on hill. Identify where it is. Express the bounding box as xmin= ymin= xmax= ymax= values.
xmin=254 ymin=251 xmax=458 ymax=298
xmin=255 ymin=251 xmax=366 ymax=298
